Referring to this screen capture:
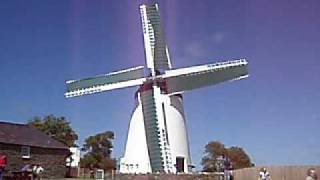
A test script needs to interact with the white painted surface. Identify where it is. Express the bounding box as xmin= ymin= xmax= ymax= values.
xmin=120 ymin=93 xmax=151 ymax=174
xmin=66 ymin=147 xmax=80 ymax=167
xmin=120 ymin=90 xmax=191 ymax=174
